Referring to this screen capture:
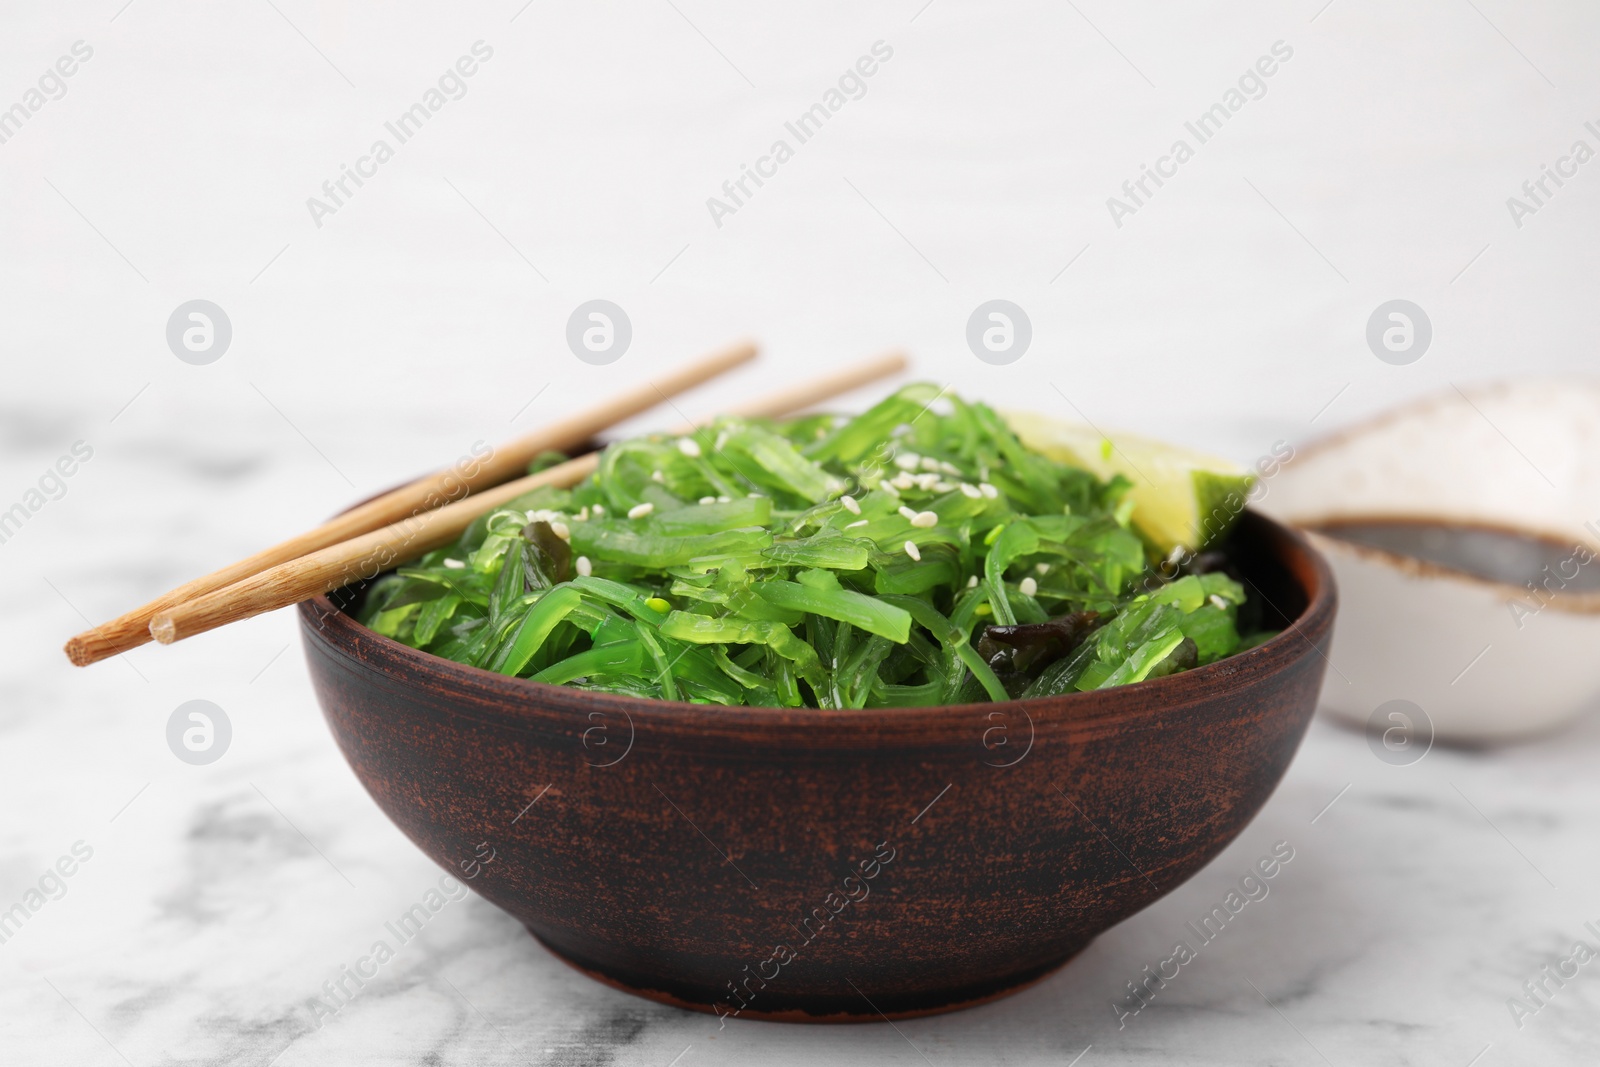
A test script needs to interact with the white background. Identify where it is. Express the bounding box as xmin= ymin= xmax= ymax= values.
xmin=4 ymin=1 xmax=1599 ymax=1064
